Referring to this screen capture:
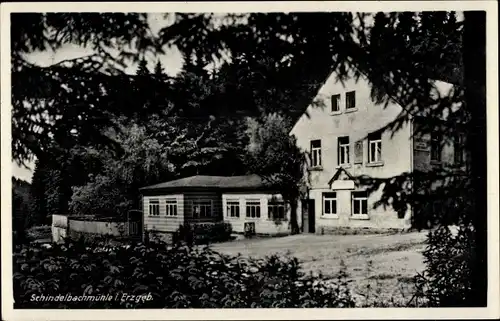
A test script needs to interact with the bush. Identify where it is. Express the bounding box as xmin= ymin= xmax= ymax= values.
xmin=414 ymin=224 xmax=476 ymax=307
xmin=26 ymin=225 xmax=52 ymax=241
xmin=175 ymin=222 xmax=232 ymax=246
xmin=13 ymin=239 xmax=355 ymax=308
